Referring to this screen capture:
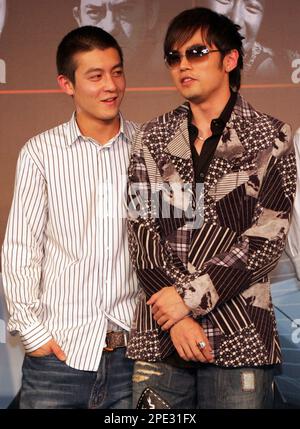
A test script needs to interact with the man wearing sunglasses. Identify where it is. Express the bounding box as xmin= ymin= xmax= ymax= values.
xmin=126 ymin=7 xmax=296 ymax=409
